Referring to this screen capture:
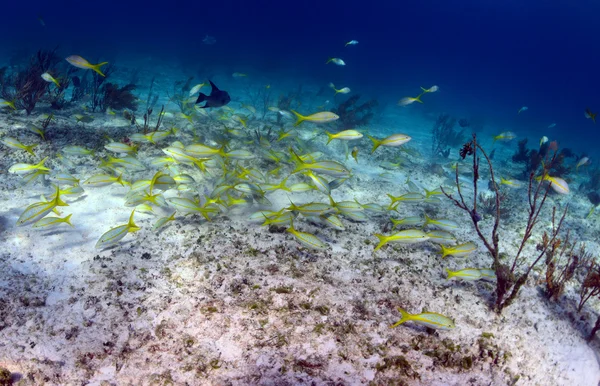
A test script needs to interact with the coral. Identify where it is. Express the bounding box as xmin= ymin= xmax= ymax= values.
xmin=512 ymin=139 xmax=571 ymax=178
xmin=443 ymin=134 xmax=568 ymax=313
xmin=102 ymin=83 xmax=138 ymax=111
xmin=167 ymin=76 xmax=193 ymax=114
xmin=431 ymin=114 xmax=465 ymax=157
xmin=332 ymin=94 xmax=378 ymax=129
xmin=89 ymin=64 xmax=115 ymax=112
xmin=1 ymin=49 xmax=64 ymax=114
xmin=544 ymin=232 xmax=586 ymax=301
